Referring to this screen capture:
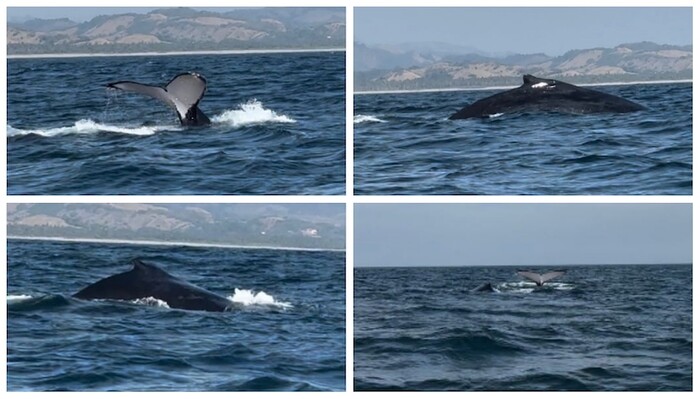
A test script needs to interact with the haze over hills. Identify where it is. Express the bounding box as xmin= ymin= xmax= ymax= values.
xmin=7 ymin=7 xmax=345 ymax=55
xmin=8 ymin=204 xmax=345 ymax=250
xmin=355 ymin=41 xmax=692 ymax=91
